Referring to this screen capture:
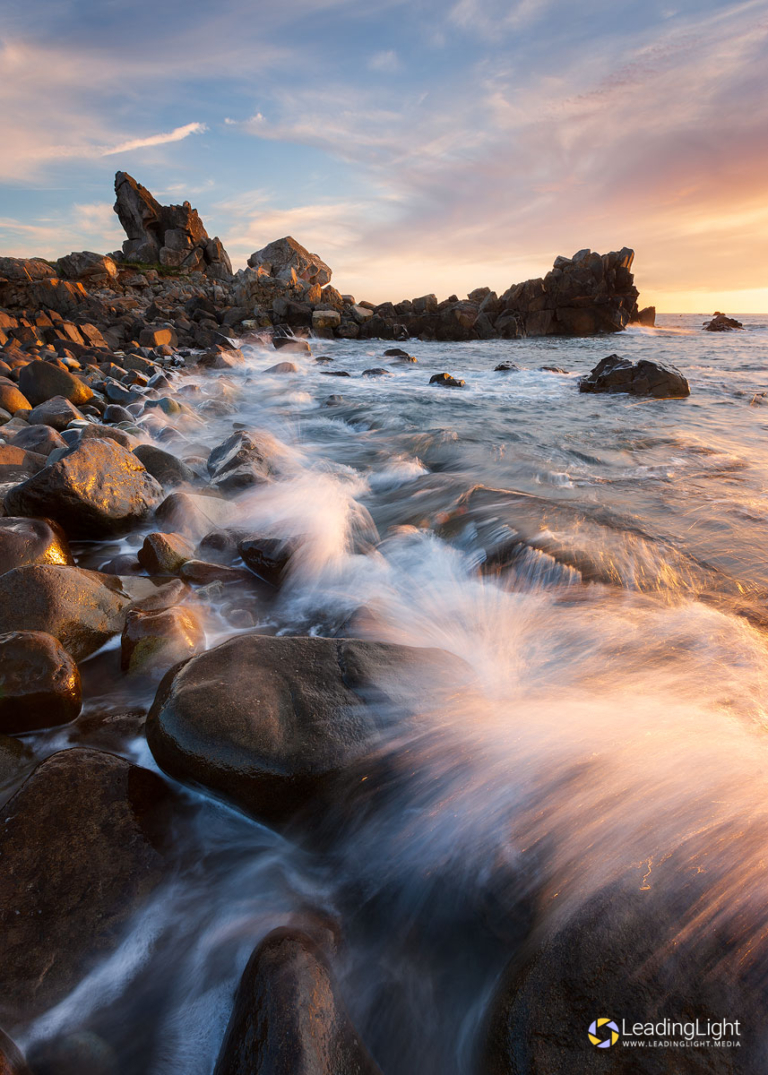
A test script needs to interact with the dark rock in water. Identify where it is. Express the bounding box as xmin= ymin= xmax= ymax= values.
xmin=121 ymin=605 xmax=204 ymax=677
xmin=264 ymin=361 xmax=298 ymax=374
xmin=539 ymin=365 xmax=568 ymax=374
xmin=0 ymin=630 xmax=81 ymax=733
xmin=273 ymin=336 xmax=311 ymax=354
xmin=207 ymin=431 xmax=274 ymax=493
xmin=362 ymin=367 xmax=392 ymax=377
xmin=0 ymin=736 xmax=35 ymax=807
xmin=103 ymin=404 xmax=134 ymax=424
xmin=26 ymin=395 xmax=84 ymax=431
xmin=630 ymin=304 xmax=656 ymax=326
xmin=62 ymin=422 xmax=134 ymax=450
xmin=704 ymin=312 xmax=743 ymax=331
xmin=5 ymin=438 xmax=163 ymax=538
xmin=429 ymin=372 xmax=465 ymax=388
xmin=213 ymin=928 xmax=381 ymax=1075
xmin=0 ymin=748 xmax=173 ymax=1024
xmin=238 ymin=537 xmax=292 ymax=586
xmin=384 ymin=347 xmax=412 ymax=358
xmin=138 ymin=531 xmax=195 ymax=574
xmin=26 ymin=1030 xmax=118 ymax=1075
xmin=0 ymin=565 xmax=129 ymax=660
xmin=133 ymin=444 xmax=195 ymax=487
xmin=0 ymin=517 xmax=74 ymax=571
xmin=0 ymin=383 xmax=31 ymax=416
xmin=155 ymin=491 xmax=240 ymax=541
xmin=320 ymin=370 xmax=351 ymax=377
xmin=17 ymin=360 xmax=93 ymax=407
xmin=315 ymin=355 xmax=334 ymax=363
xmin=0 ymin=445 xmax=47 ymax=483
xmin=179 ymin=559 xmax=253 ymax=584
xmin=494 ymin=363 xmax=519 ymax=372
xmin=10 ymin=423 xmax=66 ymax=455
xmin=481 ymin=864 xmax=766 ymax=1074
xmin=0 ymin=1028 xmax=32 ymax=1075
xmin=324 ymin=394 xmax=344 ymax=406
xmin=579 ymin=354 xmax=689 ymax=398
xmin=147 ymin=634 xmax=467 ymax=830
